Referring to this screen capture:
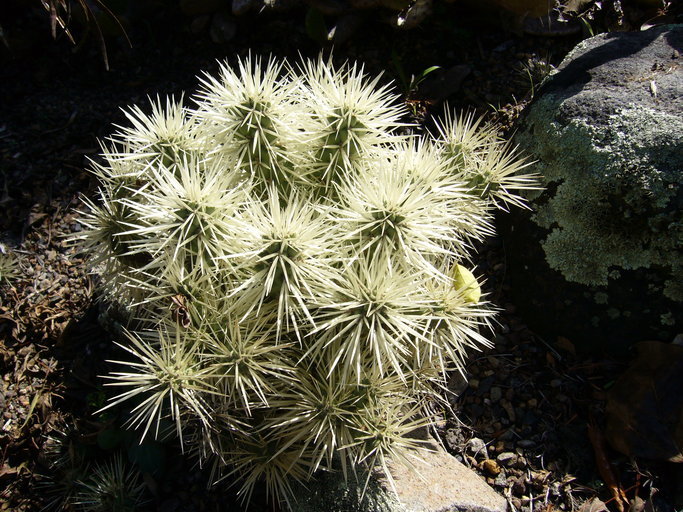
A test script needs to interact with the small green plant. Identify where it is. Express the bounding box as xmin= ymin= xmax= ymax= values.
xmin=73 ymin=454 xmax=146 ymax=512
xmin=77 ymin=55 xmax=538 ymax=508
xmin=0 ymin=247 xmax=20 ymax=284
xmin=391 ymin=50 xmax=441 ymax=98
